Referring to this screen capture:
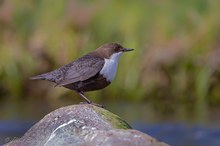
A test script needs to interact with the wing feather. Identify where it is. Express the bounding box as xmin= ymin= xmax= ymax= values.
xmin=57 ymin=54 xmax=104 ymax=86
